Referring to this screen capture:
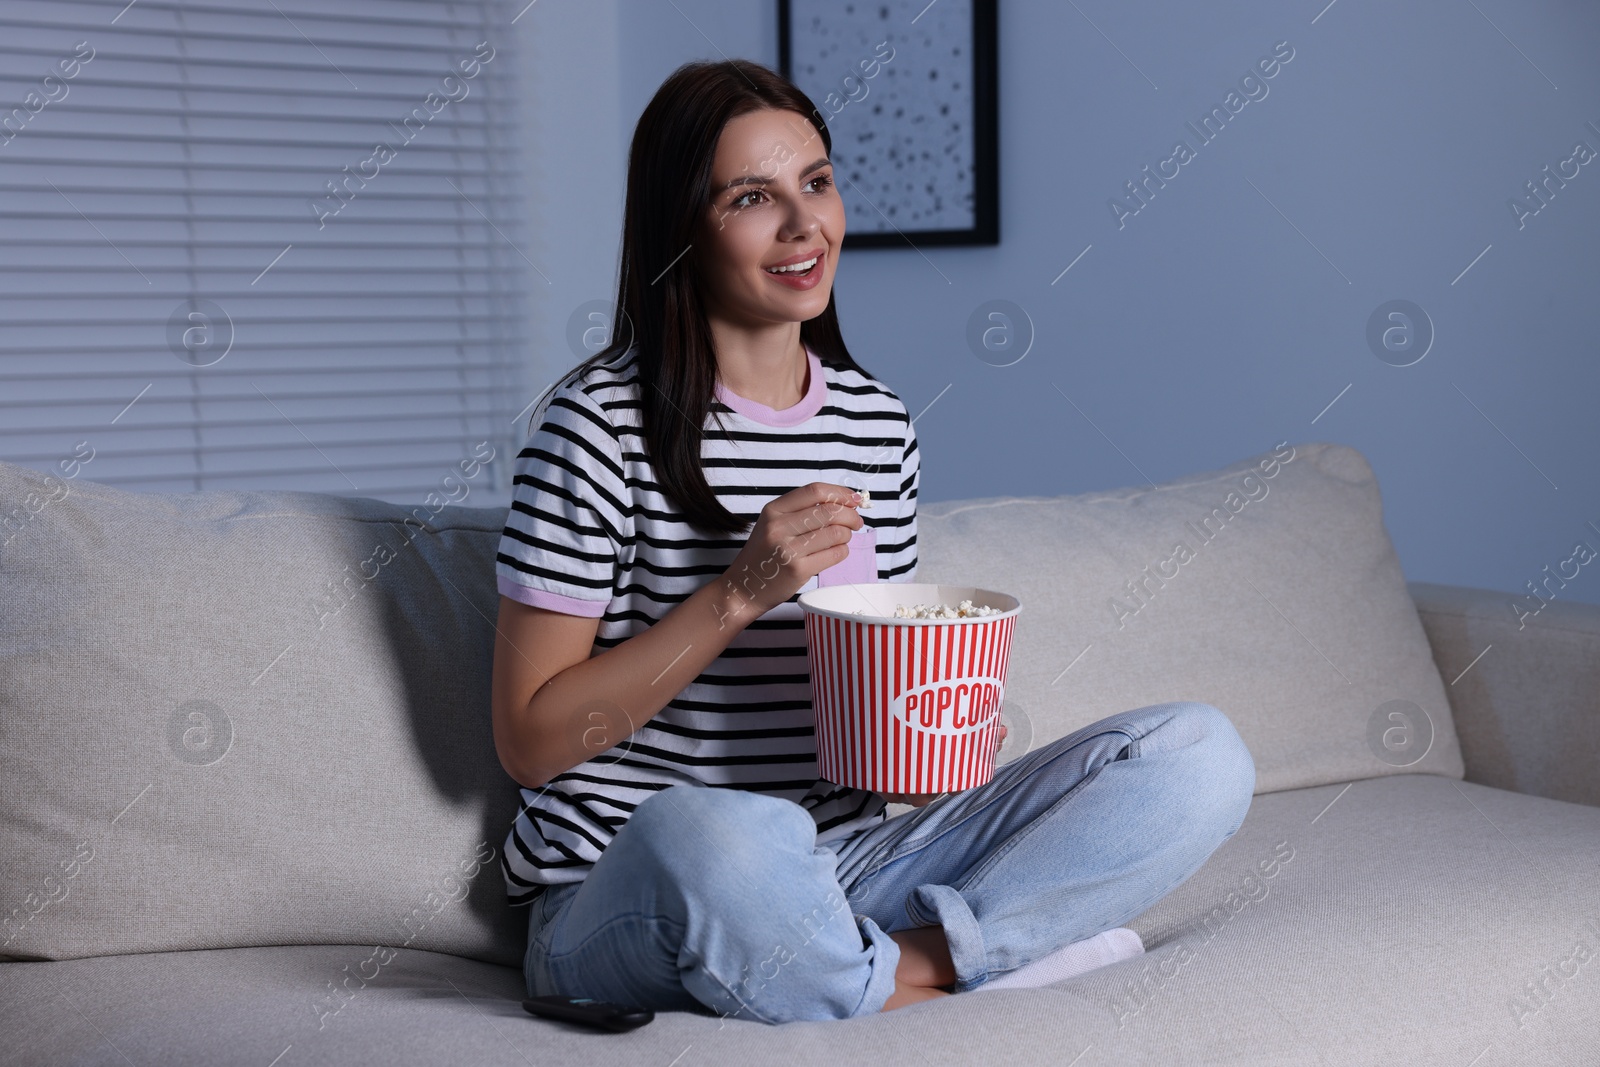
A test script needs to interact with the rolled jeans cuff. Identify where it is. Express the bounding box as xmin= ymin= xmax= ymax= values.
xmin=906 ymin=882 xmax=988 ymax=993
xmin=851 ymin=911 xmax=904 ymax=1016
